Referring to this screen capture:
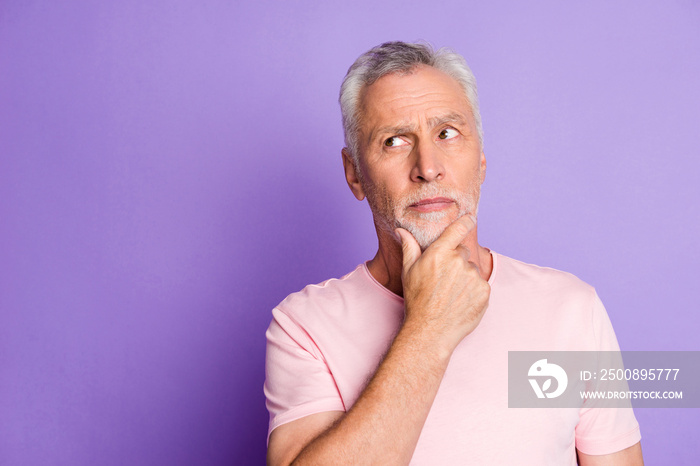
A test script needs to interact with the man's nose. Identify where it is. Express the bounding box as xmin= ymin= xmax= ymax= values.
xmin=410 ymin=140 xmax=445 ymax=182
